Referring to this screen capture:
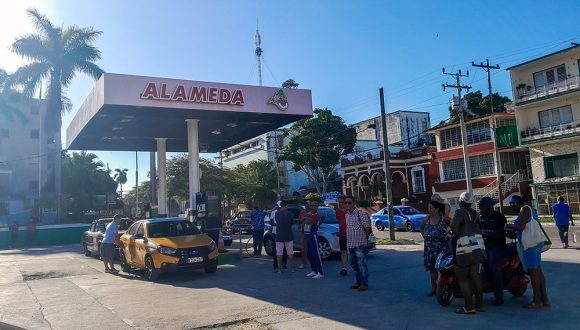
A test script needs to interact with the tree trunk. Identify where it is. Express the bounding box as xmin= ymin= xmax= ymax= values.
xmin=49 ymin=73 xmax=63 ymax=222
